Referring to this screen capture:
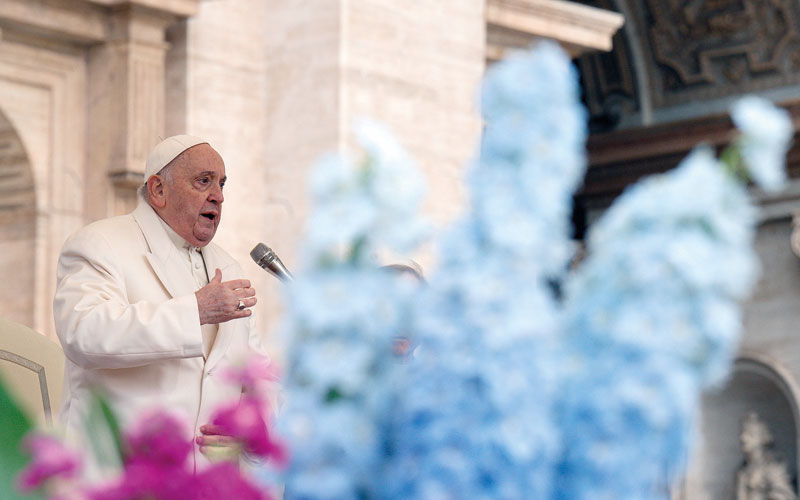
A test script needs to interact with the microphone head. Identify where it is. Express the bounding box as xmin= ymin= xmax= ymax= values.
xmin=250 ymin=242 xmax=270 ymax=265
xmin=251 ymin=242 xmax=294 ymax=282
